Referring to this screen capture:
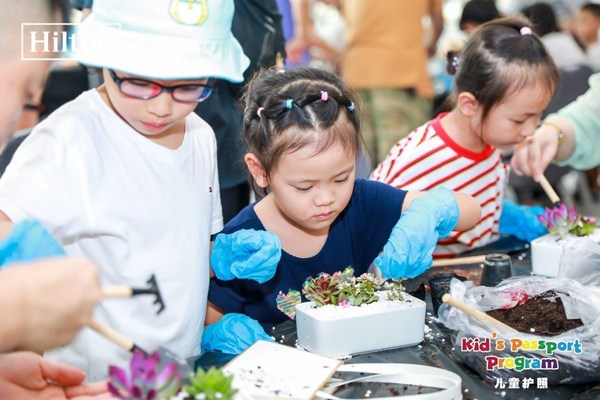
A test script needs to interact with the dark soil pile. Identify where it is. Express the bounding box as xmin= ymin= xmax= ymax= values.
xmin=486 ymin=291 xmax=583 ymax=336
